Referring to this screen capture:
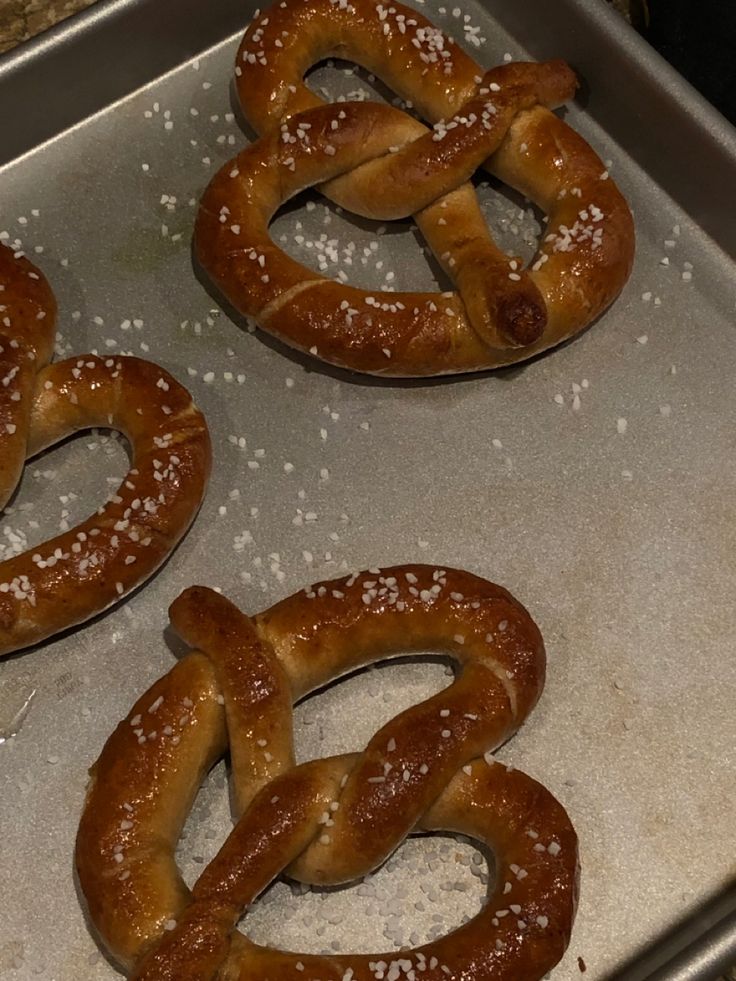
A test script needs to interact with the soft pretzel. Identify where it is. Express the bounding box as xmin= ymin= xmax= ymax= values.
xmin=0 ymin=244 xmax=212 ymax=657
xmin=194 ymin=0 xmax=635 ymax=376
xmin=77 ymin=565 xmax=579 ymax=980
